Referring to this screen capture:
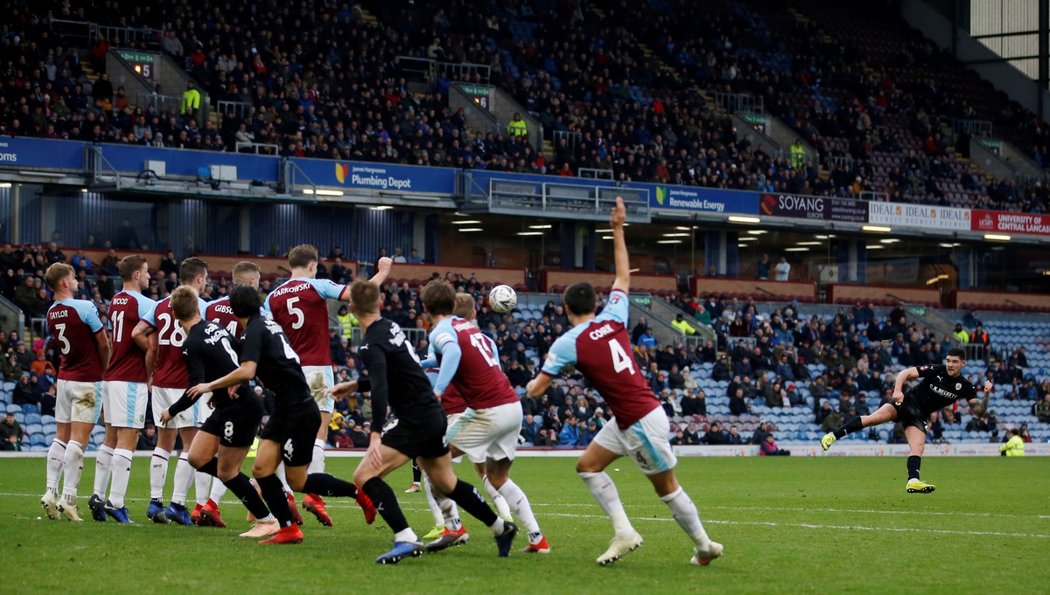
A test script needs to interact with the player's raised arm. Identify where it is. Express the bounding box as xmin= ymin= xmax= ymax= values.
xmin=368 ymin=257 xmax=394 ymax=287
xmin=970 ymin=380 xmax=993 ymax=417
xmin=525 ymin=373 xmax=552 ymax=398
xmin=892 ymin=367 xmax=920 ymax=404
xmin=610 ymin=196 xmax=629 ymax=294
